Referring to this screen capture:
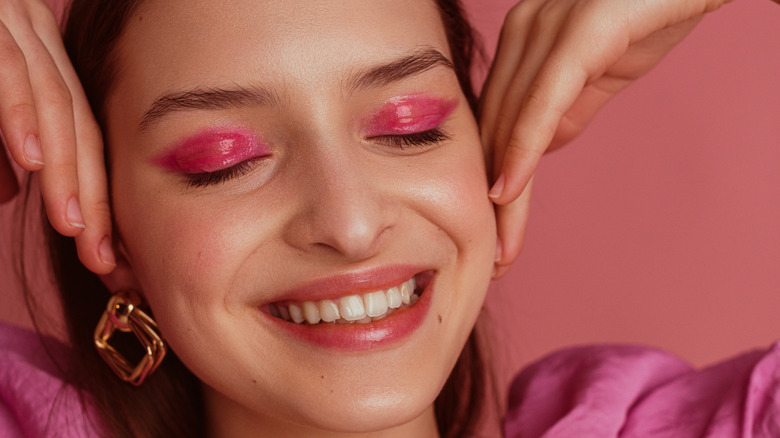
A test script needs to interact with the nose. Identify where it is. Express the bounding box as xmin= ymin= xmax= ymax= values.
xmin=283 ymin=144 xmax=396 ymax=262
